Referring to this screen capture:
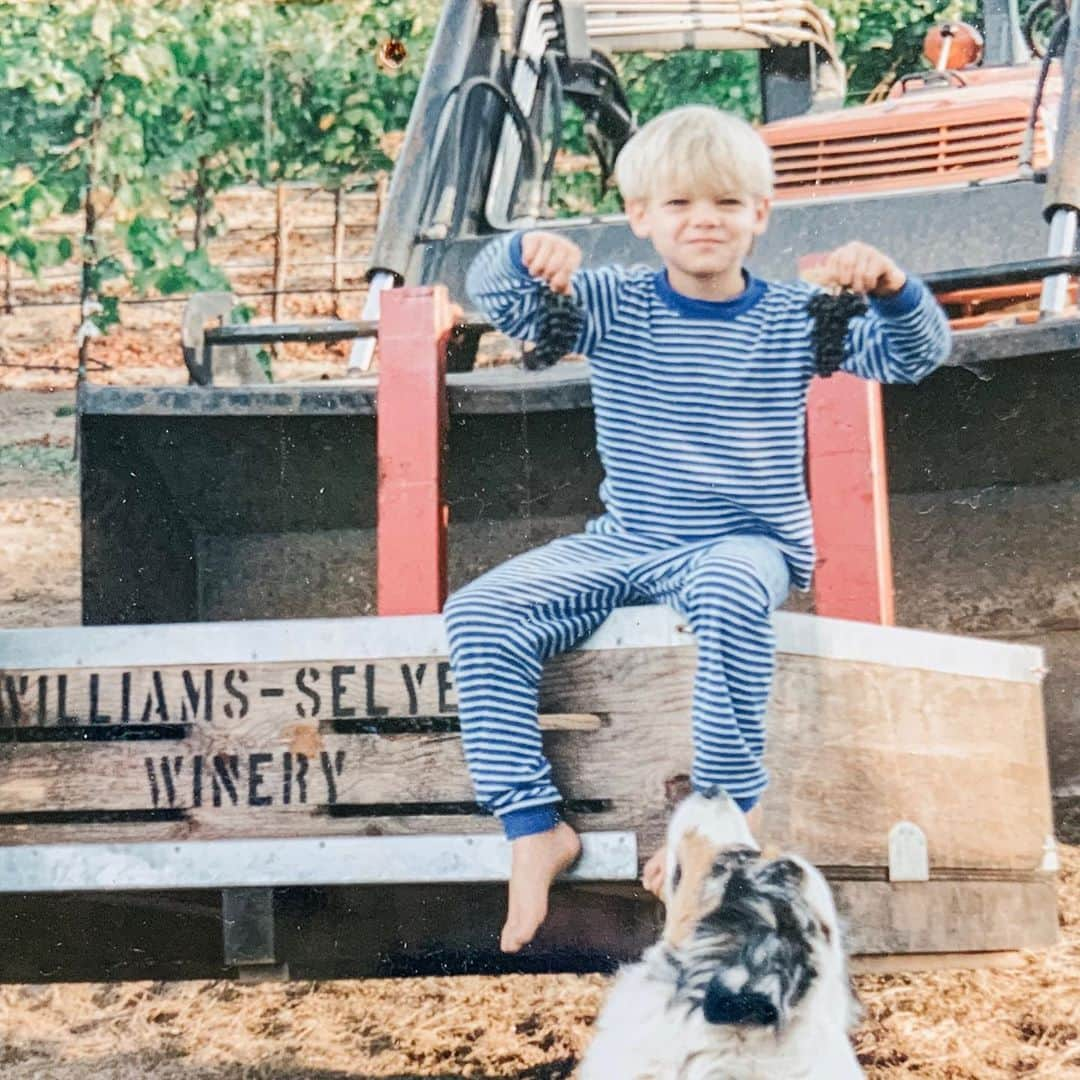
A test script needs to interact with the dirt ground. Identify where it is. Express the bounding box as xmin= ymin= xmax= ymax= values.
xmin=0 ymin=881 xmax=1076 ymax=1080
xmin=0 ymin=863 xmax=1076 ymax=1080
